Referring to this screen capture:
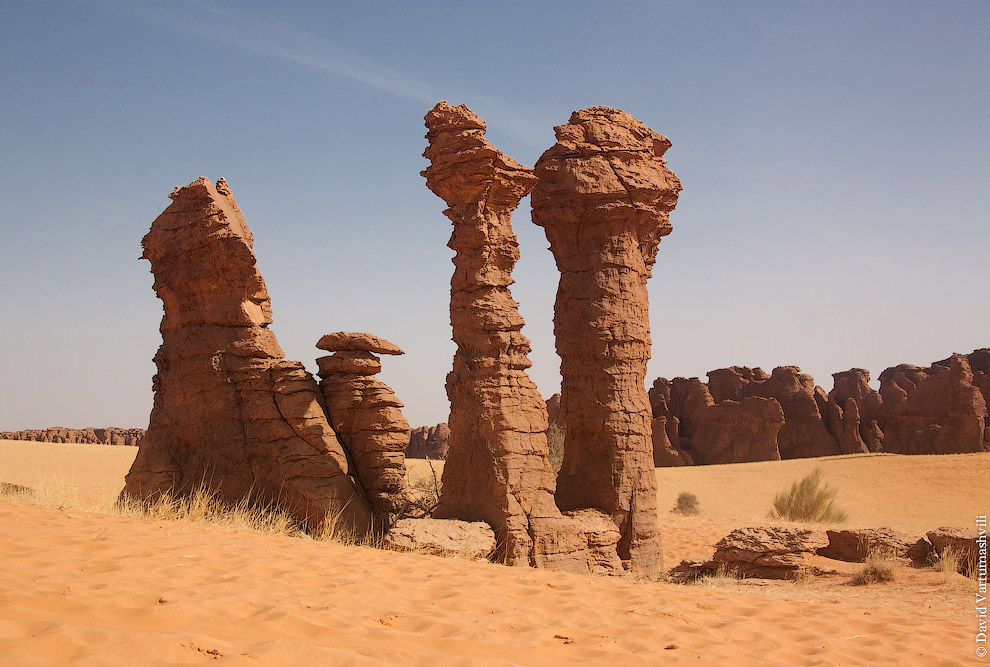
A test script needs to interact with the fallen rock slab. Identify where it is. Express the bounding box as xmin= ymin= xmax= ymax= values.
xmin=383 ymin=518 xmax=496 ymax=560
xmin=712 ymin=527 xmax=828 ymax=579
xmin=927 ymin=526 xmax=981 ymax=573
xmin=817 ymin=528 xmax=924 ymax=562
